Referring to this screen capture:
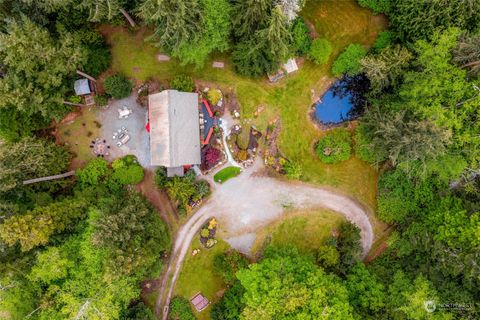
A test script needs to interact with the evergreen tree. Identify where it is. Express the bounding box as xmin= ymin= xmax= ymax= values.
xmin=0 ymin=18 xmax=86 ymax=132
xmin=137 ymin=0 xmax=203 ymax=51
